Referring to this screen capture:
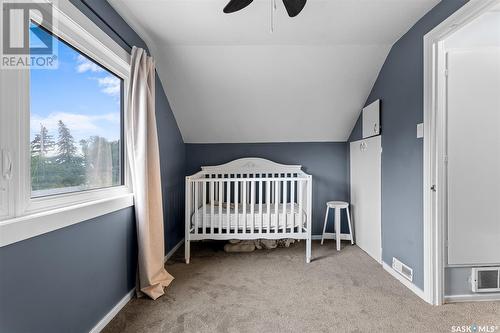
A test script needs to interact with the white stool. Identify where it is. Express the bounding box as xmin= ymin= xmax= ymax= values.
xmin=321 ymin=201 xmax=354 ymax=251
